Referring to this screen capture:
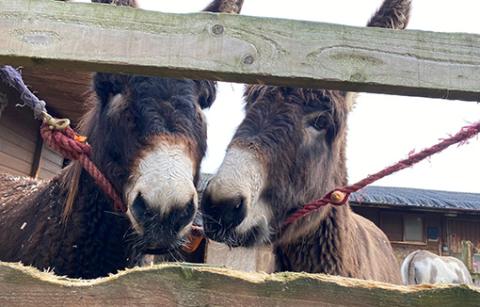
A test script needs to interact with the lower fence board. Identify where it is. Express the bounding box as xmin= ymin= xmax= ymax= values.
xmin=0 ymin=262 xmax=479 ymax=306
